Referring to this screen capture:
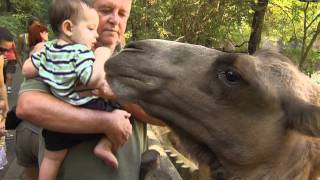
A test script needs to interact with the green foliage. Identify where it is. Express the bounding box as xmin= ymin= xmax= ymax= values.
xmin=128 ymin=0 xmax=254 ymax=48
xmin=1 ymin=0 xmax=320 ymax=74
xmin=128 ymin=0 xmax=320 ymax=73
xmin=10 ymin=0 xmax=49 ymax=23
xmin=0 ymin=0 xmax=52 ymax=43
xmin=265 ymin=0 xmax=319 ymax=73
xmin=0 ymin=15 xmax=25 ymax=39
